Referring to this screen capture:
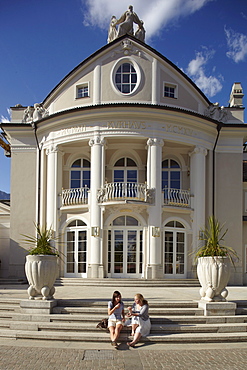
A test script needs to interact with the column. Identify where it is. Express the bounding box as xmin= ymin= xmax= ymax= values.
xmin=189 ymin=146 xmax=207 ymax=252
xmin=147 ymin=138 xmax=164 ymax=279
xmin=46 ymin=144 xmax=62 ymax=232
xmin=88 ymin=134 xmax=105 ymax=278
